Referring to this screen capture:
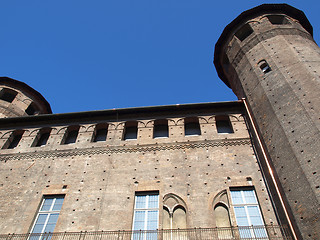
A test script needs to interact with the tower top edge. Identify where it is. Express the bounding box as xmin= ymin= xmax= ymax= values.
xmin=0 ymin=76 xmax=52 ymax=114
xmin=213 ymin=3 xmax=313 ymax=88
